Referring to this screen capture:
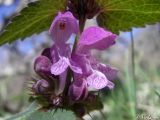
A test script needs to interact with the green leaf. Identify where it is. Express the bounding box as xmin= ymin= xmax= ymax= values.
xmin=26 ymin=109 xmax=76 ymax=120
xmin=97 ymin=0 xmax=160 ymax=34
xmin=0 ymin=0 xmax=65 ymax=45
xmin=6 ymin=103 xmax=76 ymax=120
xmin=6 ymin=102 xmax=40 ymax=120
